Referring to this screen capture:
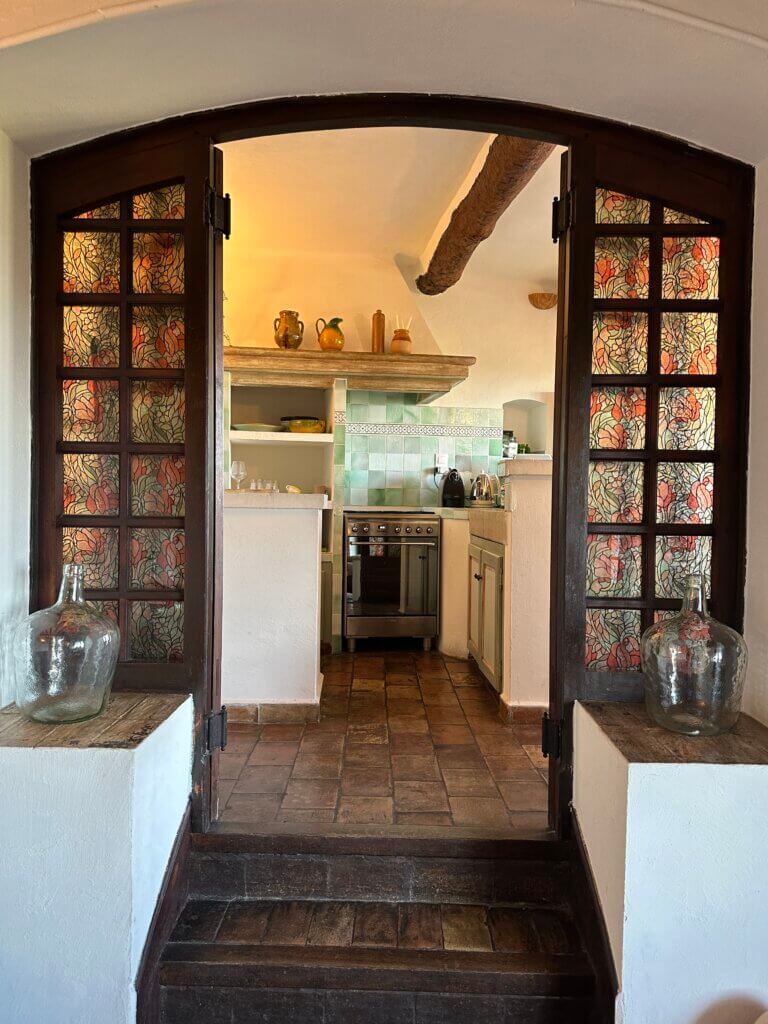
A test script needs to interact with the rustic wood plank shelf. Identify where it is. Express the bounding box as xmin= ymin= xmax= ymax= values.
xmin=224 ymin=347 xmax=476 ymax=404
xmin=230 ymin=429 xmax=334 ymax=446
